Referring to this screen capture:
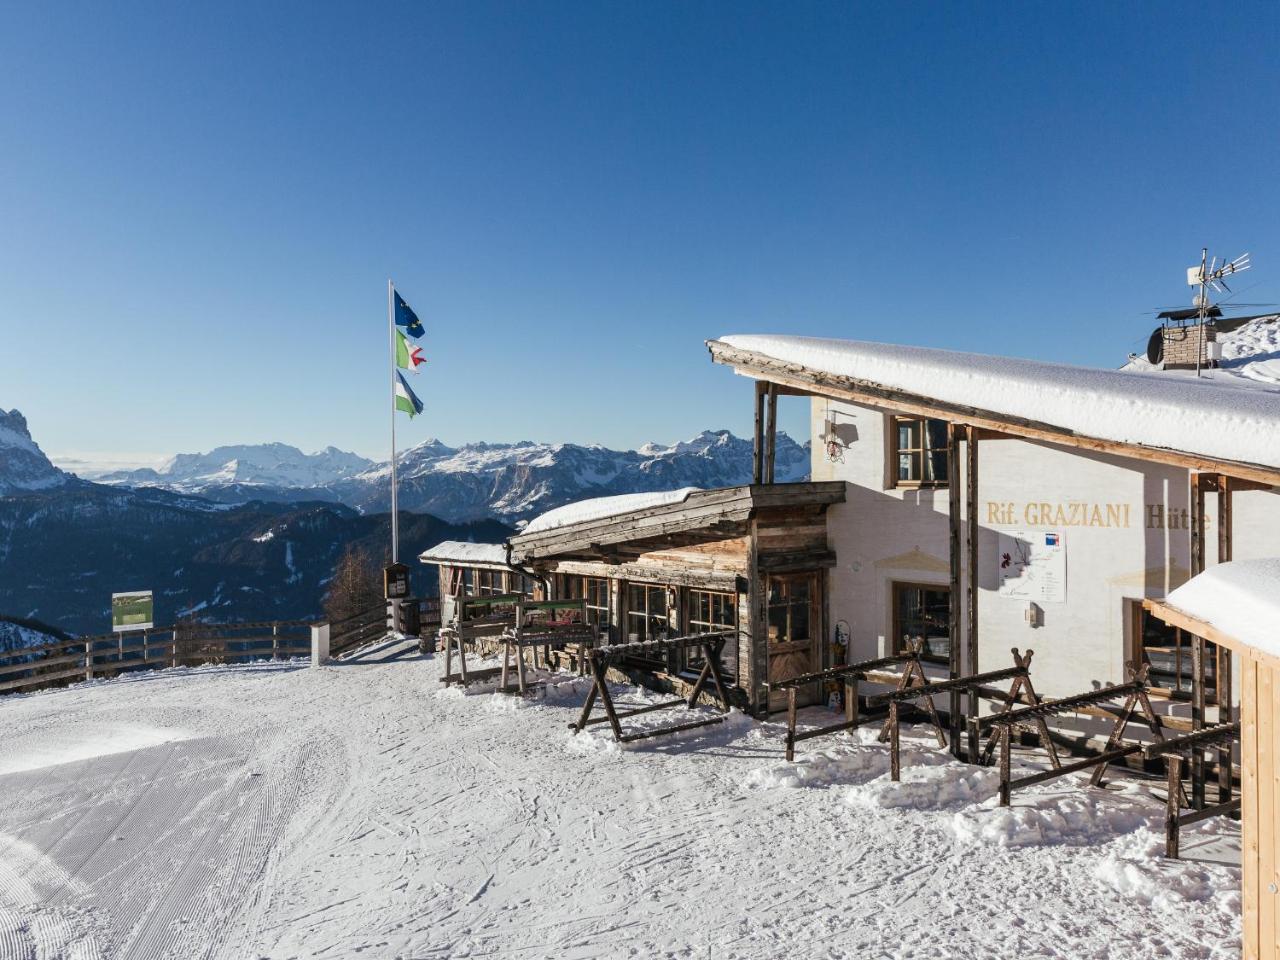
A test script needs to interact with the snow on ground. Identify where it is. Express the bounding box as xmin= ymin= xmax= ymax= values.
xmin=0 ymin=653 xmax=1242 ymax=959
